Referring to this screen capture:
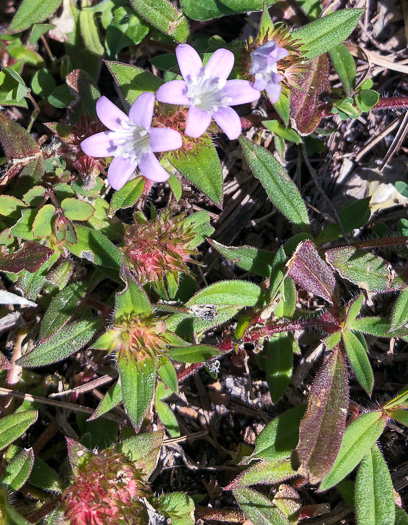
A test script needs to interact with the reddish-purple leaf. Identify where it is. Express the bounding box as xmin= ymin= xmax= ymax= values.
xmin=0 ymin=353 xmax=11 ymax=370
xmin=0 ymin=112 xmax=41 ymax=160
xmin=287 ymin=240 xmax=337 ymax=304
xmin=294 ymin=347 xmax=349 ymax=484
xmin=289 ymin=54 xmax=330 ymax=135
xmin=0 ymin=242 xmax=54 ymax=273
